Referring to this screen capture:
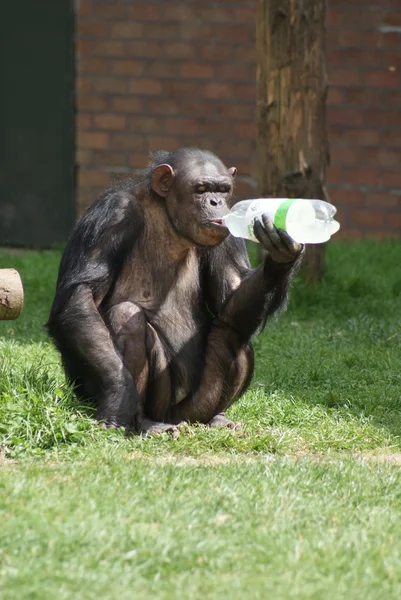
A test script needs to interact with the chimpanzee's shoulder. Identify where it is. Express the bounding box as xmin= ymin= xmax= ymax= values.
xmin=81 ymin=182 xmax=144 ymax=229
